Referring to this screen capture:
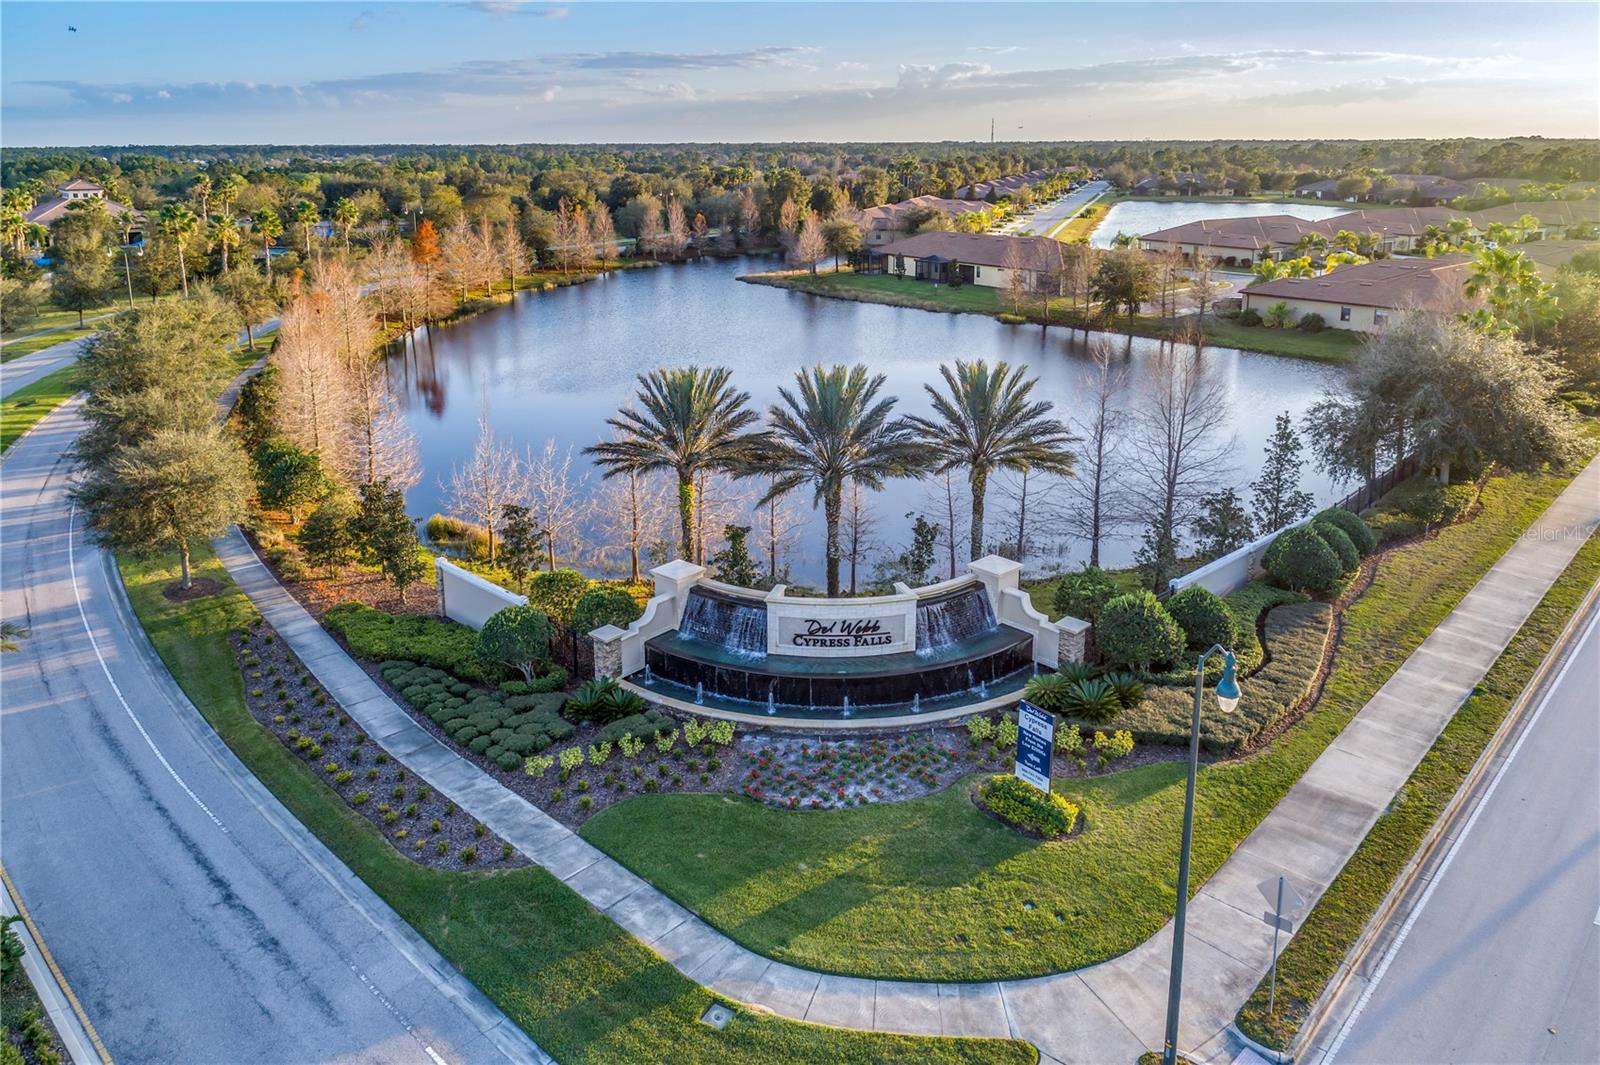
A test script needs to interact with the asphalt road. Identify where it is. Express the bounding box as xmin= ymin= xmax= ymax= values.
xmin=1015 ymin=180 xmax=1109 ymax=236
xmin=1324 ymin=606 xmax=1600 ymax=1065
xmin=0 ymin=401 xmax=546 ymax=1063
